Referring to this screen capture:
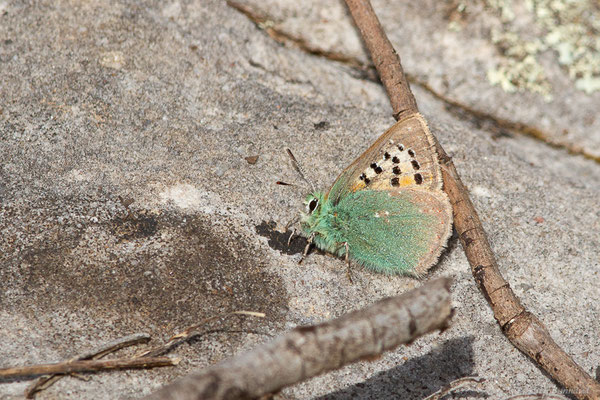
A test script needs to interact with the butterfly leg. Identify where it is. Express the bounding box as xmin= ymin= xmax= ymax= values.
xmin=284 ymin=215 xmax=299 ymax=230
xmin=344 ymin=242 xmax=353 ymax=284
xmin=287 ymin=227 xmax=297 ymax=246
xmin=298 ymin=232 xmax=315 ymax=264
